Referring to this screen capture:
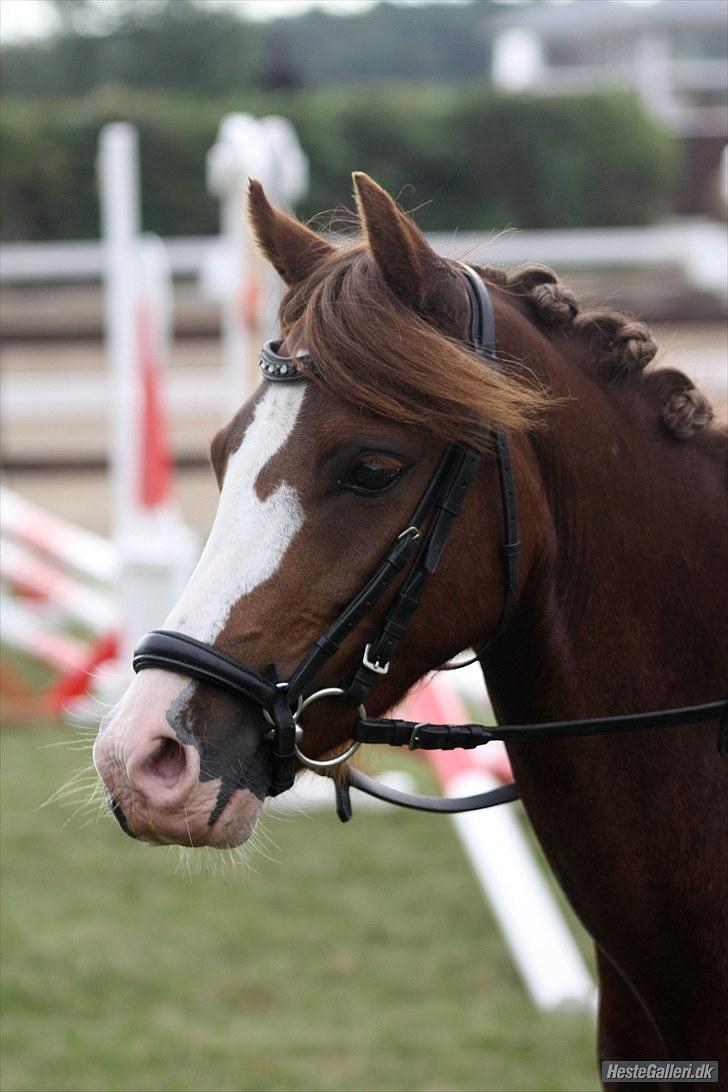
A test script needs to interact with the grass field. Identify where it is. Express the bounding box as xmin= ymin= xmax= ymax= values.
xmin=1 ymin=725 xmax=598 ymax=1092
